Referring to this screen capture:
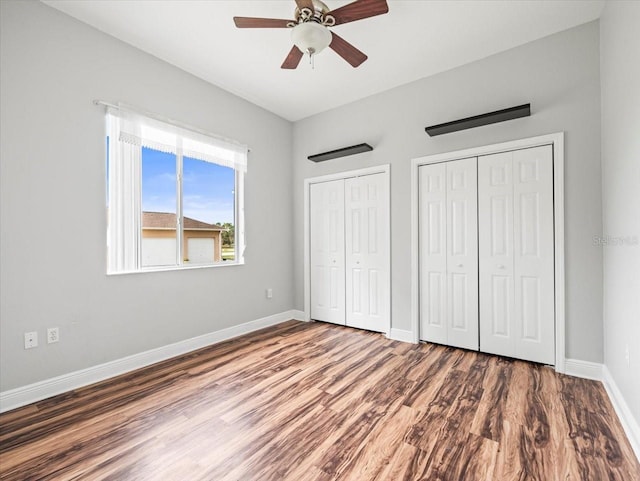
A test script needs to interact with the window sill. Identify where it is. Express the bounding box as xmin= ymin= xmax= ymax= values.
xmin=107 ymin=260 xmax=244 ymax=276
